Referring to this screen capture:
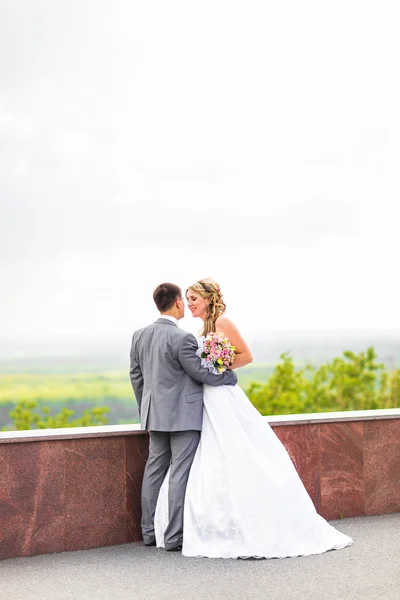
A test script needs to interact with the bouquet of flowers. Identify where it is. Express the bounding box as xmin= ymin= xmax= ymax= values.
xmin=196 ymin=332 xmax=236 ymax=374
